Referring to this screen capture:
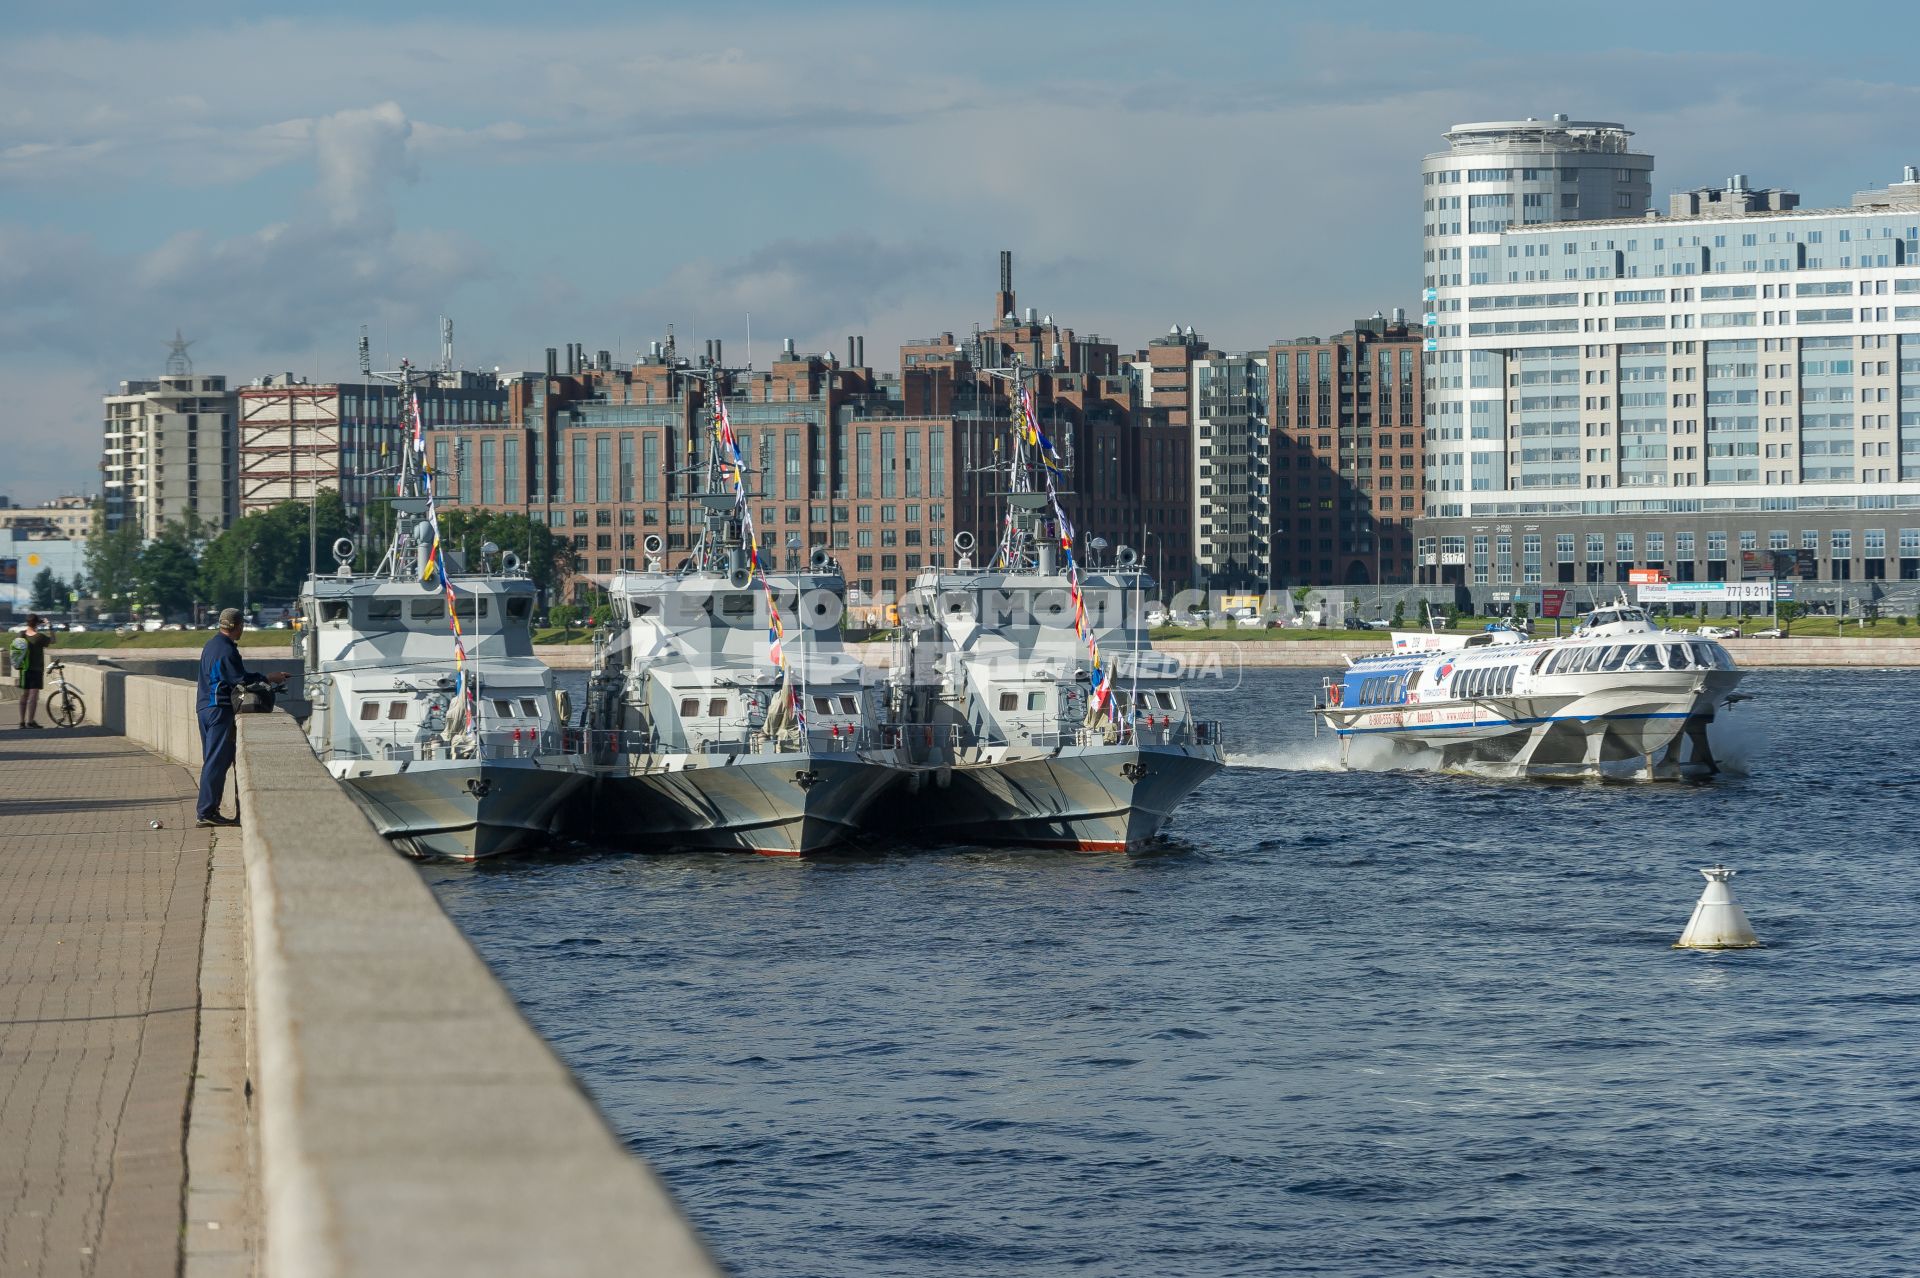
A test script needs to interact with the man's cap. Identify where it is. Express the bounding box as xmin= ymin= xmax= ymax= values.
xmin=218 ymin=607 xmax=244 ymax=628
